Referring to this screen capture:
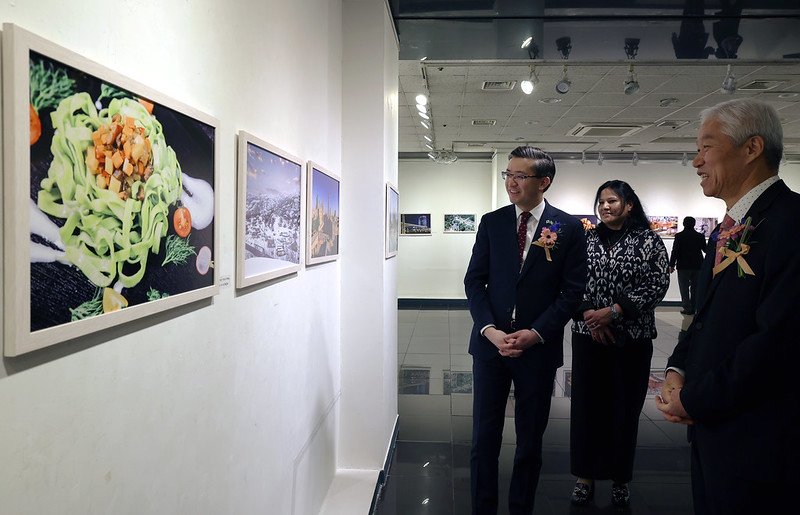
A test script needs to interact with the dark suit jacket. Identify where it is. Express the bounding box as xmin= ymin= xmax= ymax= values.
xmin=667 ymin=180 xmax=800 ymax=481
xmin=464 ymin=201 xmax=587 ymax=368
xmin=669 ymin=227 xmax=706 ymax=270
